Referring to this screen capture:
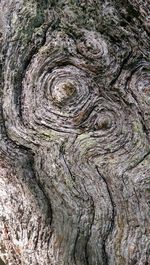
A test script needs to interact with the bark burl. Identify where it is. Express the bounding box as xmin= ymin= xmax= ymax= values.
xmin=0 ymin=0 xmax=150 ymax=264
